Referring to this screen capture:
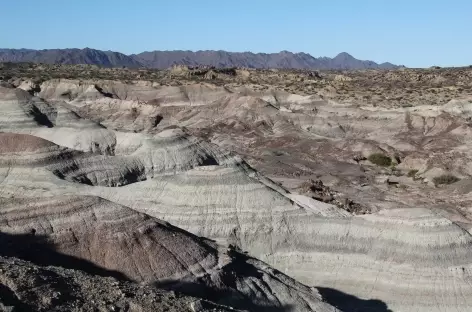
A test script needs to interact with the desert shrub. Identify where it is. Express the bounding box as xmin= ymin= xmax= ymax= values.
xmin=407 ymin=169 xmax=418 ymax=177
xmin=32 ymin=76 xmax=45 ymax=85
xmin=433 ymin=174 xmax=460 ymax=185
xmin=392 ymin=169 xmax=403 ymax=177
xmin=368 ymin=153 xmax=392 ymax=167
xmin=130 ymin=107 xmax=139 ymax=118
